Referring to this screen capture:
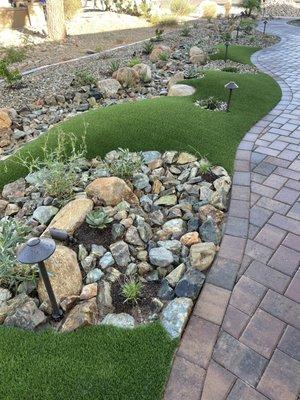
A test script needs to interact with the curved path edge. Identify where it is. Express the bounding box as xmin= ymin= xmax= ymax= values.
xmin=164 ymin=19 xmax=300 ymax=400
